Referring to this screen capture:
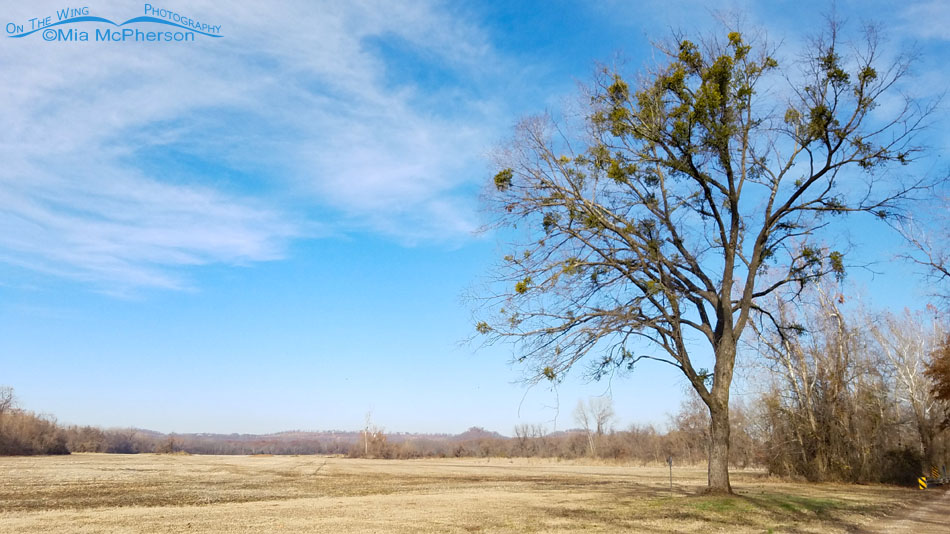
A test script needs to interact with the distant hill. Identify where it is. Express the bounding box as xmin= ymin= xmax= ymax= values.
xmin=109 ymin=426 xmax=513 ymax=455
xmin=452 ymin=427 xmax=506 ymax=441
